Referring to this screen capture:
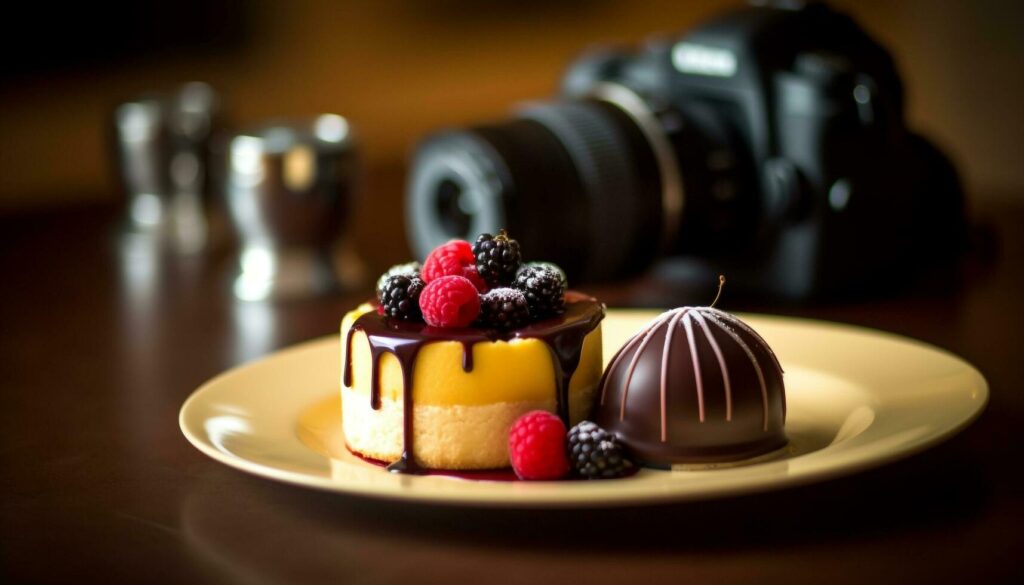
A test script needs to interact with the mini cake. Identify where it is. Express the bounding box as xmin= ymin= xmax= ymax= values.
xmin=341 ymin=232 xmax=605 ymax=472
xmin=594 ymin=280 xmax=786 ymax=466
